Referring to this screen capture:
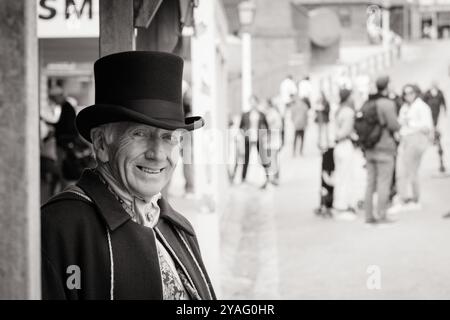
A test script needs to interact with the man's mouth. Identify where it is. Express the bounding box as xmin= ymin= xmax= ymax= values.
xmin=136 ymin=165 xmax=164 ymax=174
